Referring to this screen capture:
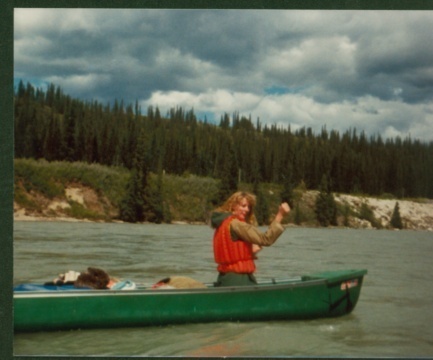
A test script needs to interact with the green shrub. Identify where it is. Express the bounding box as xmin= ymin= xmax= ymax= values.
xmin=14 ymin=159 xmax=64 ymax=198
xmin=14 ymin=185 xmax=42 ymax=211
xmin=14 ymin=159 xmax=129 ymax=206
xmin=380 ymin=193 xmax=396 ymax=200
xmin=359 ymin=202 xmax=382 ymax=229
xmin=65 ymin=201 xmax=105 ymax=221
xmin=161 ymin=173 xmax=220 ymax=222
